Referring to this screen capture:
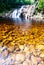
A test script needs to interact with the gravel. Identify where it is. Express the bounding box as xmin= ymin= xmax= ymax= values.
xmin=0 ymin=44 xmax=44 ymax=65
